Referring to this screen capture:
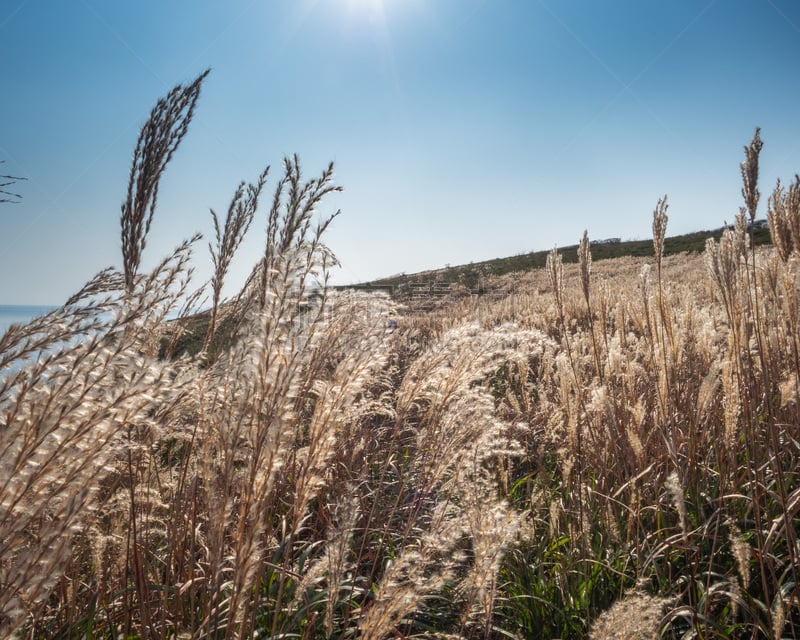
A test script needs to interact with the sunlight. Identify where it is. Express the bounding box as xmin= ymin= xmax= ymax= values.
xmin=344 ymin=0 xmax=389 ymax=21
xmin=346 ymin=0 xmax=385 ymax=11
xmin=333 ymin=0 xmax=426 ymax=28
